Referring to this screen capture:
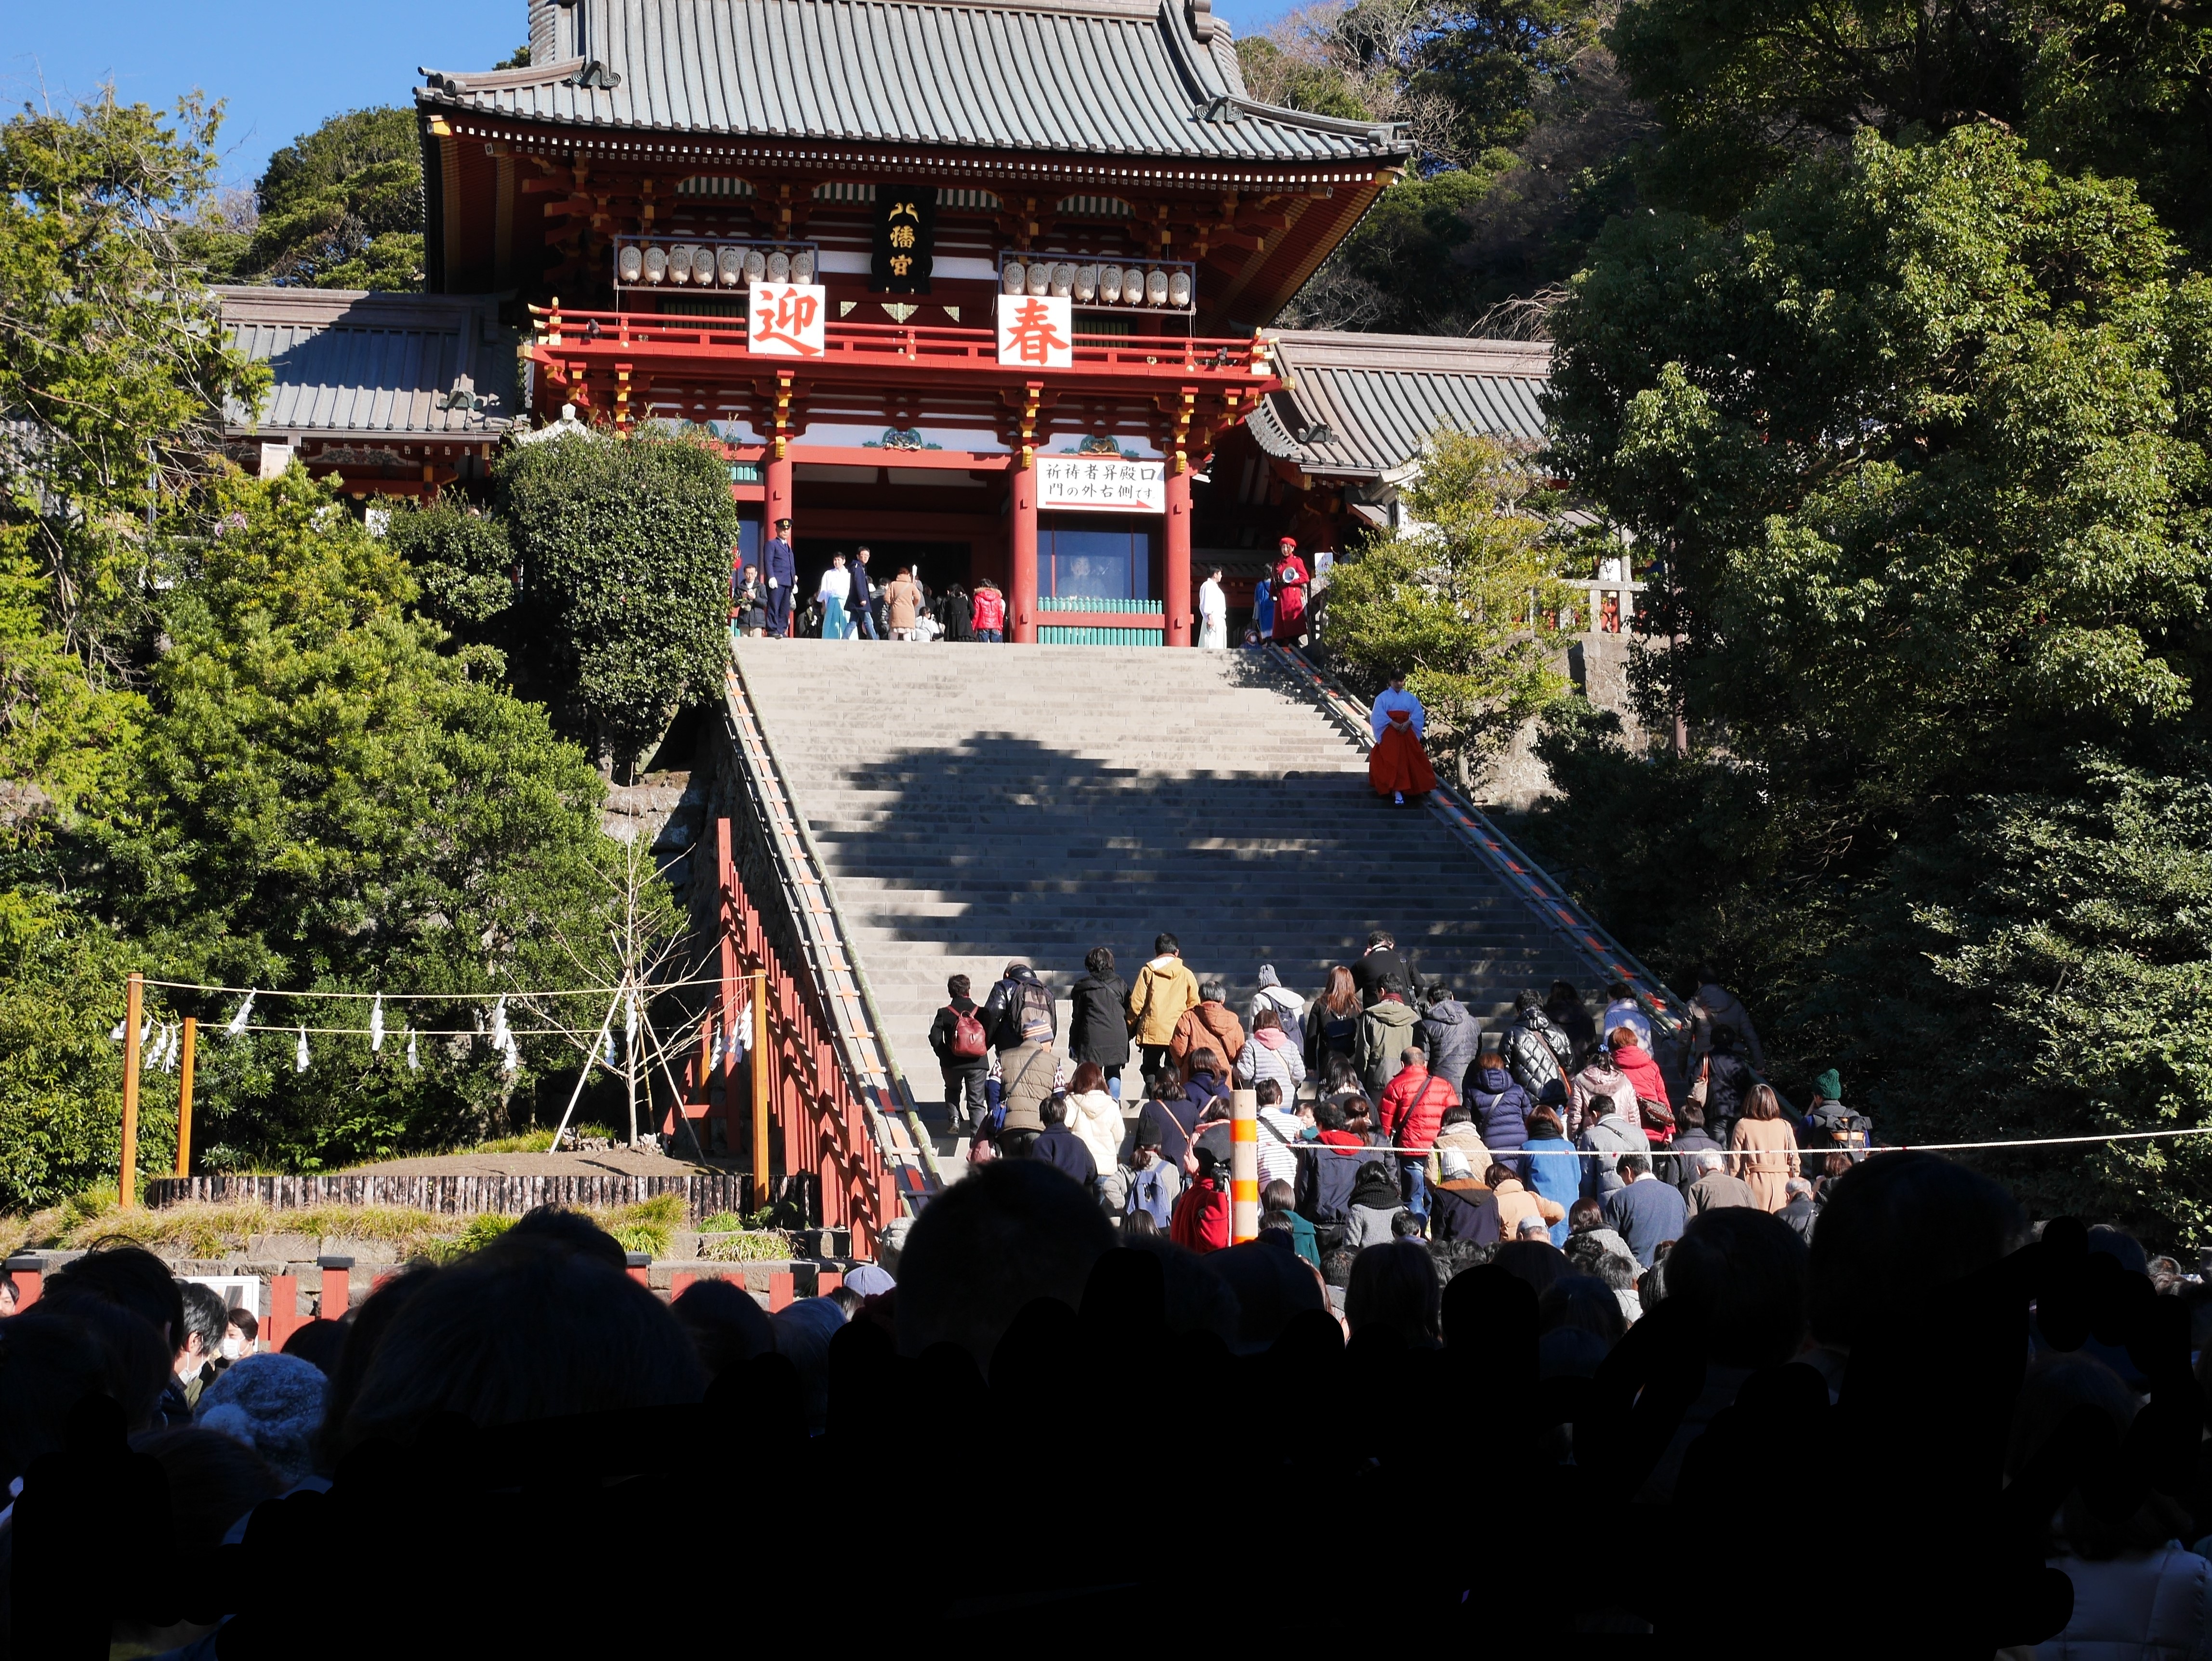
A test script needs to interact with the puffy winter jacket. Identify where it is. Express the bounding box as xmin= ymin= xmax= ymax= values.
xmin=1356 ymin=997 xmax=1422 ymax=1094
xmin=1126 ymin=955 xmax=1201 ymax=1046
xmin=1609 ymin=1042 xmax=1672 ymax=1115
xmin=1492 ymin=1177 xmax=1564 ymax=1240
xmin=1469 ymin=1065 xmax=1532 ymax=1158
xmin=2035 ymin=1545 xmax=2212 ymax=1659
xmin=1062 ymin=1088 xmax=1125 ymax=1175
xmin=1569 ymin=1060 xmax=1637 ymax=1131
xmin=1430 ymin=1182 xmax=1502 ymax=1244
xmin=1416 ymin=999 xmax=1484 ymax=1097
xmin=983 ymin=966 xmax=1056 ymax=1051
xmin=1235 ymin=1024 xmax=1306 ymax=1096
xmin=1378 ymin=1066 xmax=1457 ymax=1152
xmin=1504 ymin=1009 xmax=1573 ymax=1098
